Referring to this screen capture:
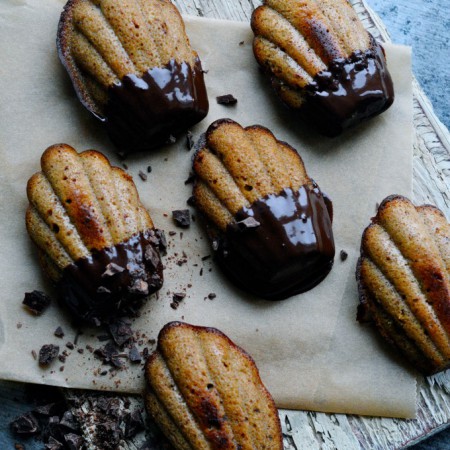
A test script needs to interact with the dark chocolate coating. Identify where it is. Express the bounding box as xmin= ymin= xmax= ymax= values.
xmin=209 ymin=186 xmax=335 ymax=300
xmin=58 ymin=230 xmax=164 ymax=325
xmin=302 ymin=37 xmax=394 ymax=136
xmin=105 ymin=58 xmax=209 ymax=154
